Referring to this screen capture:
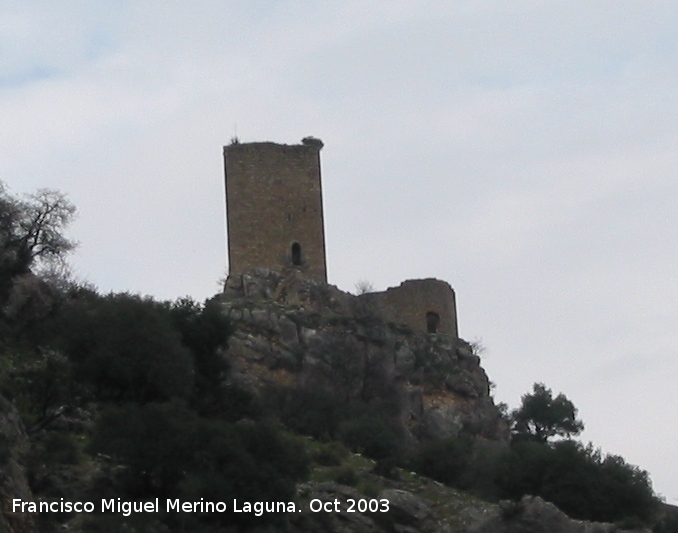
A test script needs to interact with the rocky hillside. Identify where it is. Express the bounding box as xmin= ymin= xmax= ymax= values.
xmin=0 ymin=405 xmax=651 ymax=533
xmin=220 ymin=268 xmax=509 ymax=446
xmin=218 ymin=269 xmax=654 ymax=532
xmin=0 ymin=396 xmax=35 ymax=533
xmin=291 ymin=446 xmax=651 ymax=532
xmin=0 ymin=268 xmax=659 ymax=532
